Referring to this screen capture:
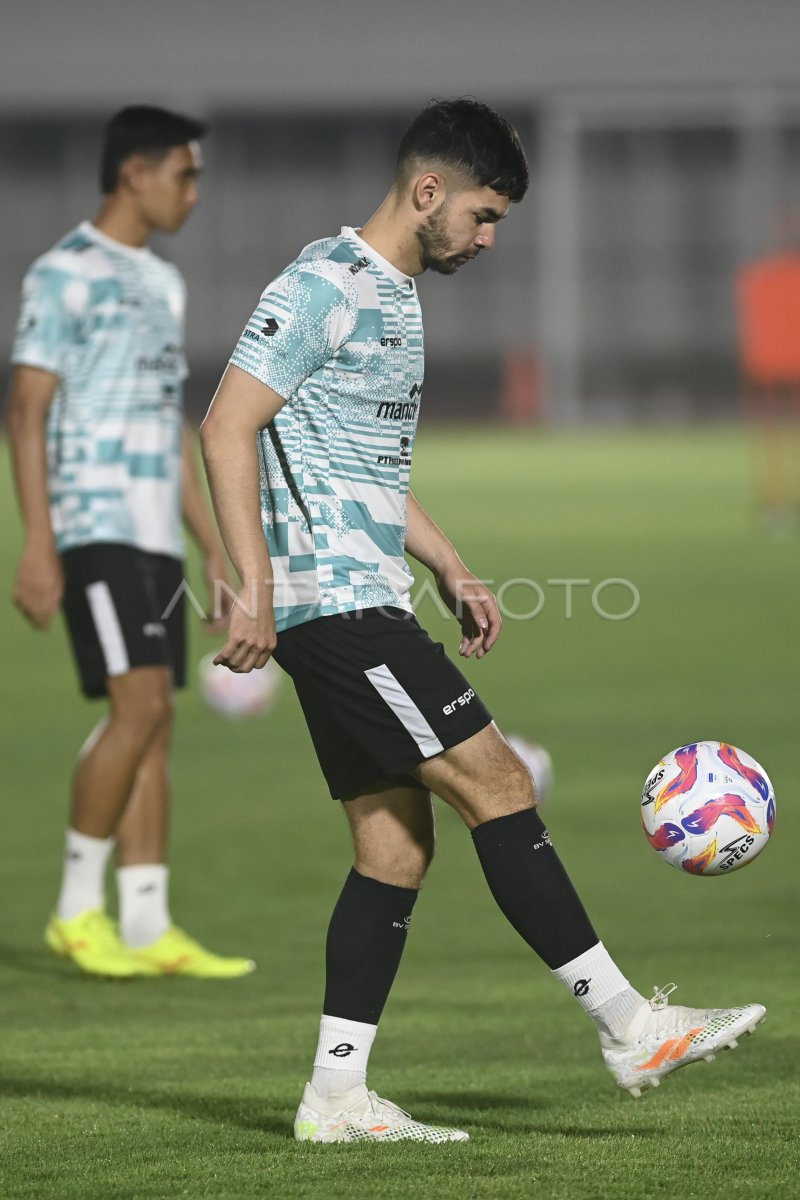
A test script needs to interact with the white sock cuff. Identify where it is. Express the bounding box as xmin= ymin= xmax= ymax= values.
xmin=66 ymin=828 xmax=114 ymax=855
xmin=116 ymin=864 xmax=170 ymax=948
xmin=551 ymin=941 xmax=630 ymax=1011
xmin=314 ymin=1015 xmax=377 ymax=1074
xmin=57 ymin=829 xmax=115 ymax=920
xmin=116 ymin=864 xmax=169 ymax=887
